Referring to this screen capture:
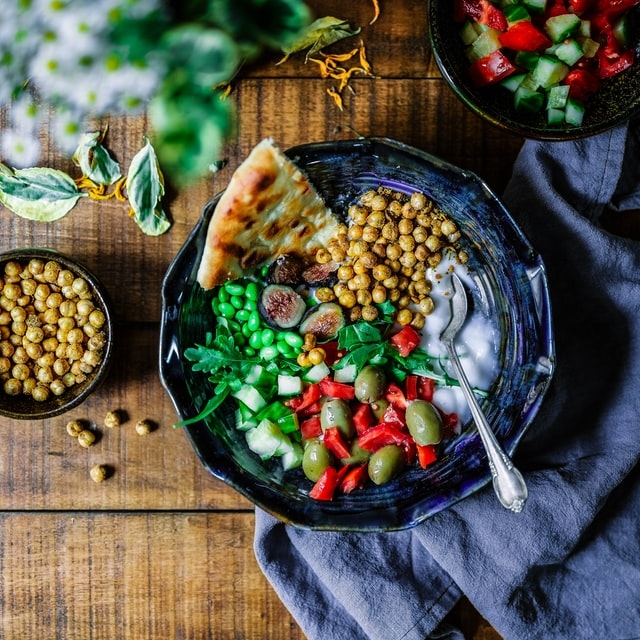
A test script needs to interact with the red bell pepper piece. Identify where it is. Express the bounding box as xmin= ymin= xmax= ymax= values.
xmin=339 ymin=463 xmax=369 ymax=494
xmin=454 ymin=0 xmax=508 ymax=30
xmin=499 ymin=20 xmax=552 ymax=51
xmin=318 ymin=377 xmax=356 ymax=400
xmin=300 ymin=416 xmax=322 ymax=440
xmin=417 ymin=444 xmax=438 ymax=469
xmin=357 ymin=423 xmax=409 ymax=452
xmin=309 ymin=466 xmax=339 ymax=500
xmin=440 ymin=411 xmax=460 ymax=438
xmin=563 ymin=68 xmax=600 ymax=100
xmin=323 ymin=427 xmax=351 ymax=460
xmin=405 ymin=375 xmax=419 ymax=401
xmin=352 ymin=402 xmax=375 ymax=435
xmin=285 ymin=383 xmax=320 ymax=413
xmin=469 ymin=50 xmax=517 ymax=87
xmin=417 ymin=376 xmax=435 ymax=402
xmin=385 ymin=382 xmax=407 ymax=410
xmin=389 ymin=325 xmax=421 ymax=358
